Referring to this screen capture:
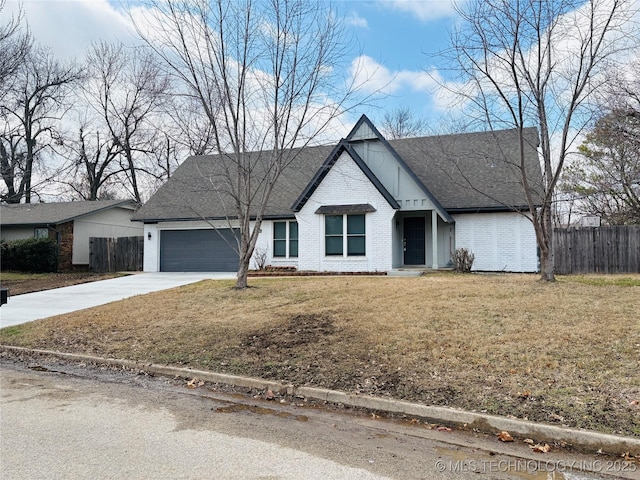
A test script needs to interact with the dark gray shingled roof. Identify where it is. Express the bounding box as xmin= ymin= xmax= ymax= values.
xmin=1 ymin=200 xmax=137 ymax=226
xmin=389 ymin=127 xmax=543 ymax=212
xmin=132 ymin=127 xmax=543 ymax=223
